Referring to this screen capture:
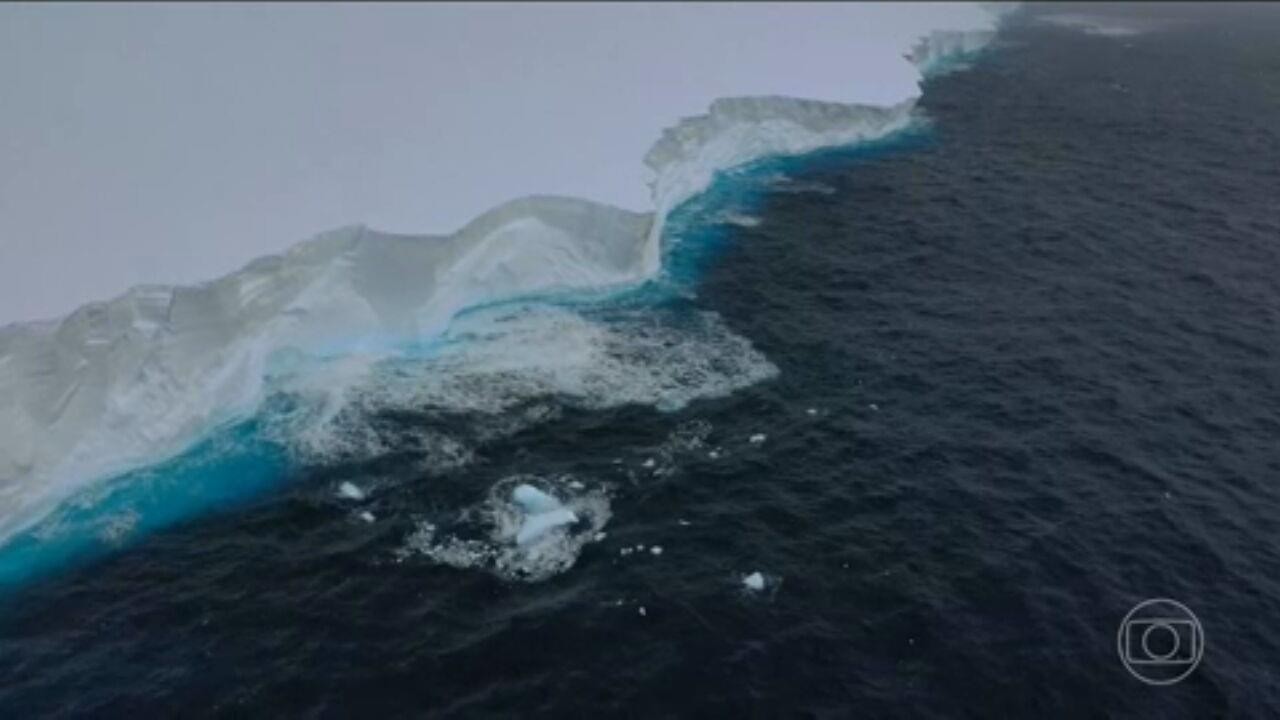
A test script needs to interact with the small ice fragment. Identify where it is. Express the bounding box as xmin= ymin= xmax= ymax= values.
xmin=749 ymin=434 xmax=766 ymax=444
xmin=708 ymin=450 xmax=720 ymax=459
xmin=642 ymin=458 xmax=656 ymax=469
xmin=620 ymin=548 xmax=631 ymax=556
xmin=743 ymin=572 xmax=766 ymax=591
xmin=569 ymin=480 xmax=585 ymax=490
xmin=677 ymin=519 xmax=691 ymax=527
xmin=638 ymin=606 xmax=647 ymax=617
xmin=636 ymin=544 xmax=645 ymax=552
xmin=594 ymin=531 xmax=607 ymax=541
xmin=868 ymin=403 xmax=879 ymax=411
xmin=338 ymin=482 xmax=366 ymax=501
xmin=650 ymin=546 xmax=663 ymax=556
xmin=806 ymin=408 xmax=818 ymax=416
xmin=512 ymin=484 xmax=562 ymax=514
xmin=511 ymin=484 xmax=577 ymax=546
xmin=359 ymin=511 xmax=376 ymax=523
xmin=515 ymin=508 xmax=577 ymax=546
